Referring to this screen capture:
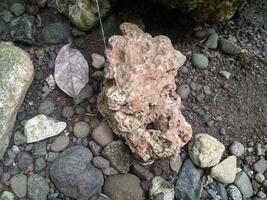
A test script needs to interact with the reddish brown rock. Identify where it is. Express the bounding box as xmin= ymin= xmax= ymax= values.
xmin=97 ymin=23 xmax=192 ymax=161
